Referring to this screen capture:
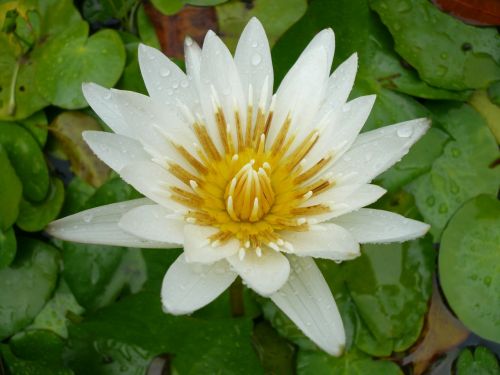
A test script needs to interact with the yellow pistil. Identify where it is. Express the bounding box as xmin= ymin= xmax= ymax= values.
xmin=168 ymin=101 xmax=335 ymax=254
